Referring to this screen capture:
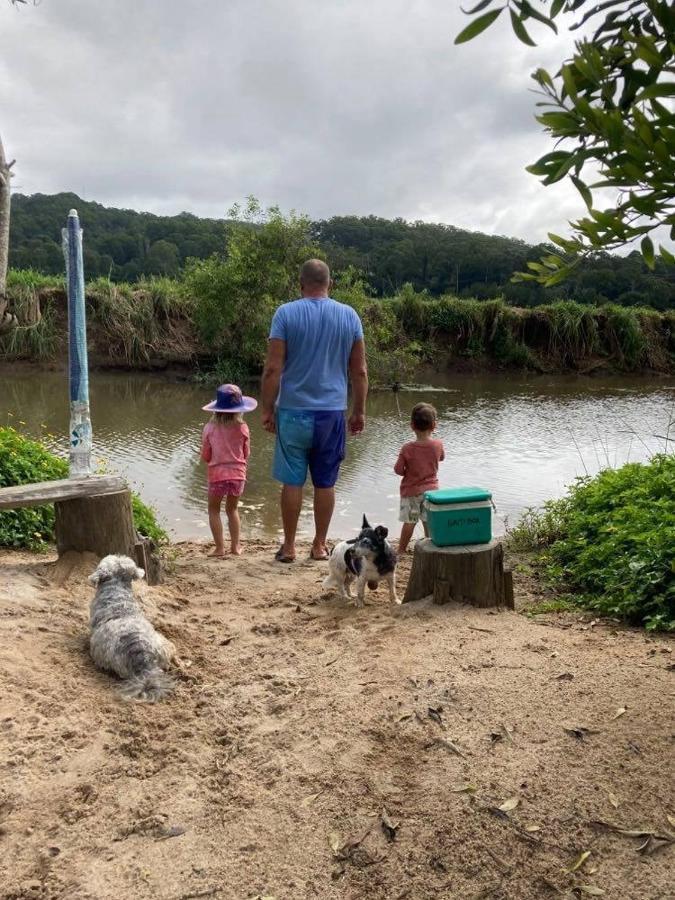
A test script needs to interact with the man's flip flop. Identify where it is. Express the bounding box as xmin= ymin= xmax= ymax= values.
xmin=310 ymin=547 xmax=330 ymax=561
xmin=274 ymin=547 xmax=295 ymax=563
